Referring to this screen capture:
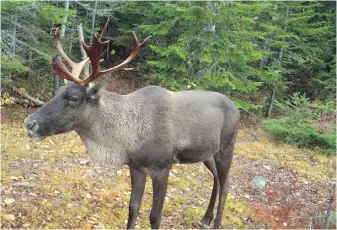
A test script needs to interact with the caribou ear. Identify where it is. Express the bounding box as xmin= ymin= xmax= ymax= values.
xmin=86 ymin=84 xmax=102 ymax=103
